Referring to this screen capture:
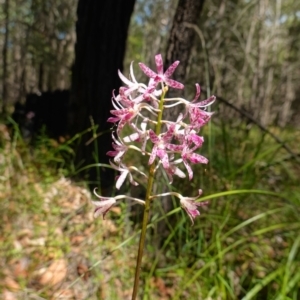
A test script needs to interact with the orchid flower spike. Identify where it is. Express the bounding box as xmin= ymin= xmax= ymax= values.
xmin=93 ymin=54 xmax=215 ymax=226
